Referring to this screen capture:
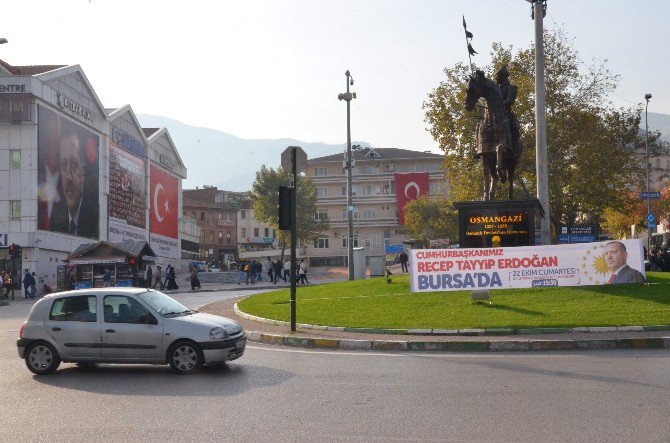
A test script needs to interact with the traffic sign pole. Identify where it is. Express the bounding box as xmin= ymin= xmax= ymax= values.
xmin=290 ymin=147 xmax=297 ymax=332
